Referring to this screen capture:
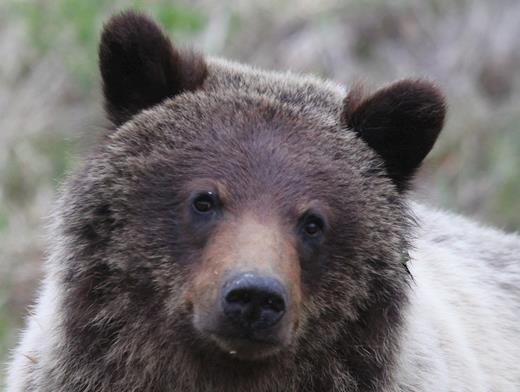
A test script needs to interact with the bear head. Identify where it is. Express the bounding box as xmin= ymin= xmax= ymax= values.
xmin=56 ymin=11 xmax=445 ymax=391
